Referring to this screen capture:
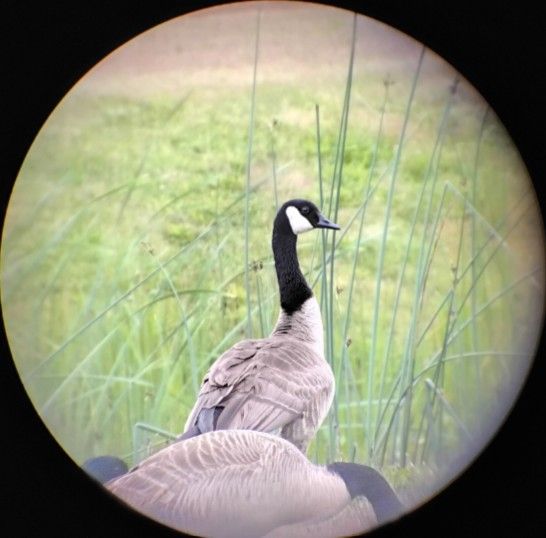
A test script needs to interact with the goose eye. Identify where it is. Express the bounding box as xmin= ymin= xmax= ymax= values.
xmin=301 ymin=206 xmax=310 ymax=215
